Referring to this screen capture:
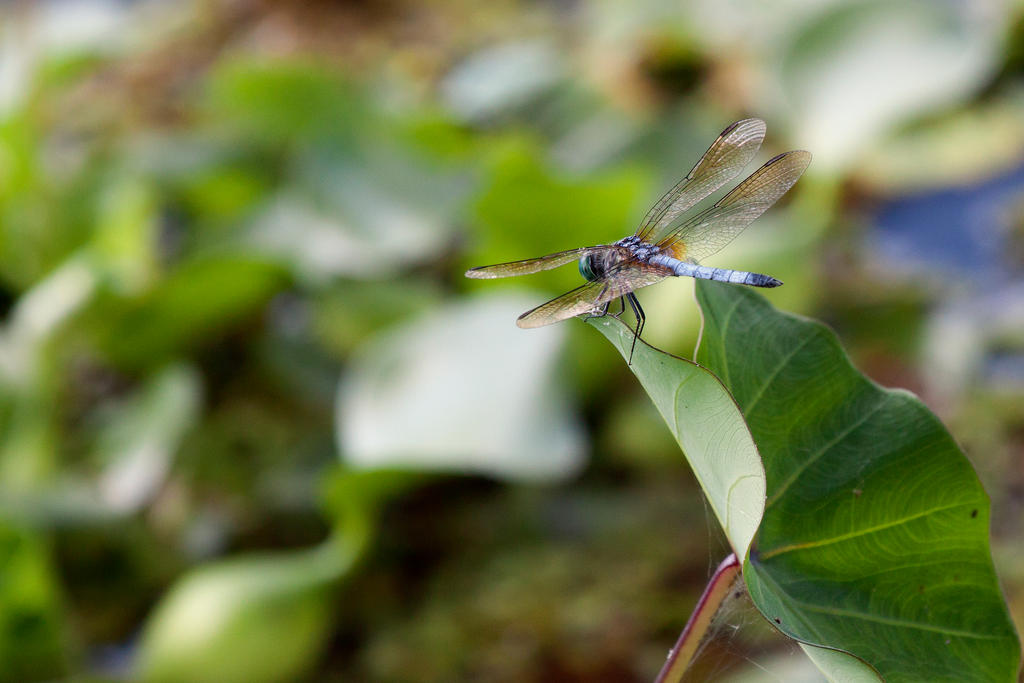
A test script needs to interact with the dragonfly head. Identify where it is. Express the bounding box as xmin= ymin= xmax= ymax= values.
xmin=581 ymin=252 xmax=602 ymax=282
xmin=578 ymin=254 xmax=600 ymax=282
